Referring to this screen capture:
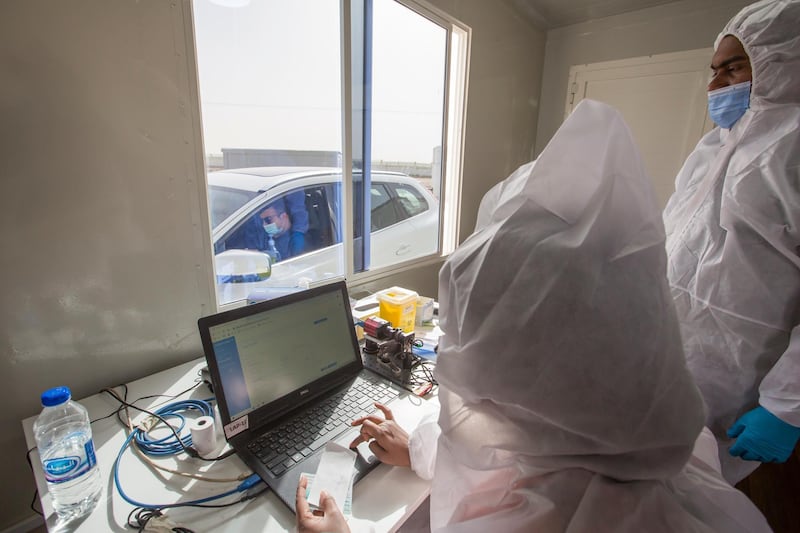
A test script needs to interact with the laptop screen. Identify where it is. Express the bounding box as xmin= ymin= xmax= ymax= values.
xmin=205 ymin=285 xmax=359 ymax=421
